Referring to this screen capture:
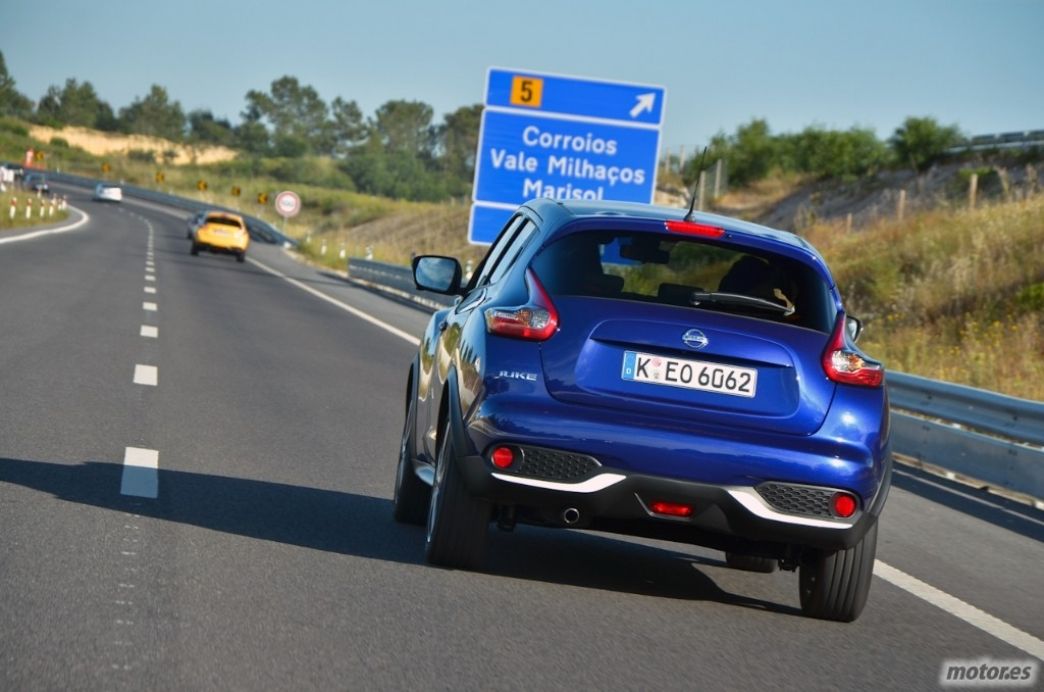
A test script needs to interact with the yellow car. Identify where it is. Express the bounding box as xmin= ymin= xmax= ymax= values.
xmin=191 ymin=211 xmax=250 ymax=262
